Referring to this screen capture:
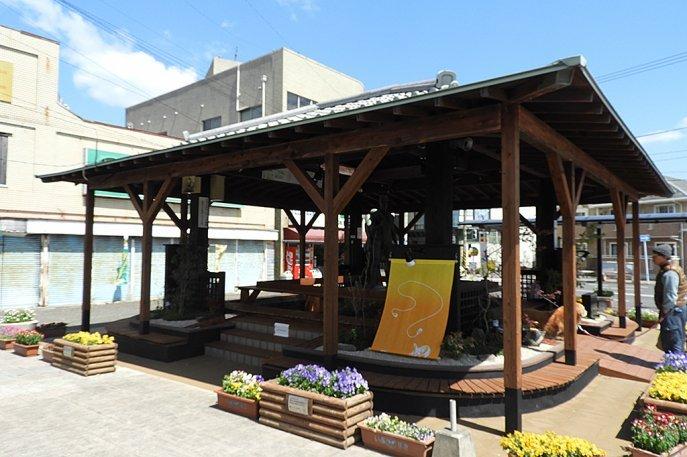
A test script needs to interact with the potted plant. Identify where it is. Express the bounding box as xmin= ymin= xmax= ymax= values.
xmin=36 ymin=322 xmax=68 ymax=338
xmin=216 ymin=370 xmax=263 ymax=419
xmin=13 ymin=330 xmax=44 ymax=357
xmin=629 ymin=308 xmax=660 ymax=328
xmin=627 ymin=406 xmax=687 ymax=456
xmin=0 ymin=309 xmax=37 ymax=331
xmin=259 ymin=364 xmax=373 ymax=449
xmin=359 ymin=413 xmax=434 ymax=457
xmin=643 ymin=371 xmax=687 ymax=414
xmin=0 ymin=325 xmax=21 ymax=350
xmin=595 ymin=289 xmax=614 ymax=308
xmin=52 ymin=331 xmax=118 ymax=376
xmin=500 ymin=431 xmax=606 ymax=456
